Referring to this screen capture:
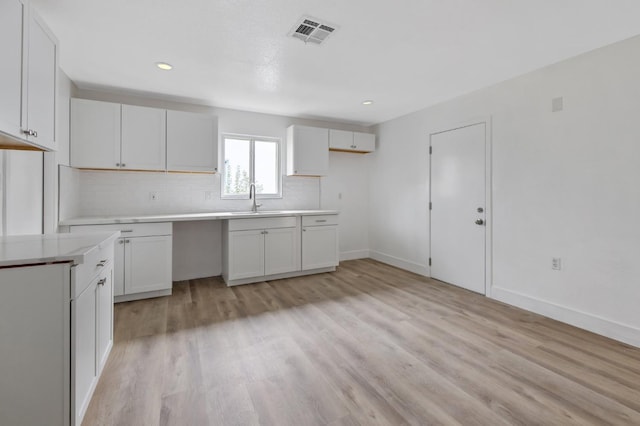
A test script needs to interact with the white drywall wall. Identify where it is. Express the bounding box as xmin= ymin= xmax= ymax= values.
xmin=370 ymin=34 xmax=640 ymax=346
